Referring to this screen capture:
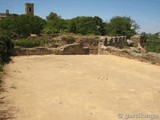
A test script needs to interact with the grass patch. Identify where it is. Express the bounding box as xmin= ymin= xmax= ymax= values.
xmin=14 ymin=39 xmax=55 ymax=48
